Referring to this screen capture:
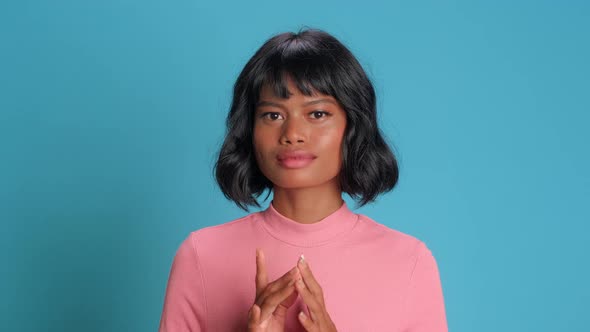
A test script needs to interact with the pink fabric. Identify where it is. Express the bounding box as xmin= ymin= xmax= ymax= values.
xmin=159 ymin=203 xmax=448 ymax=331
